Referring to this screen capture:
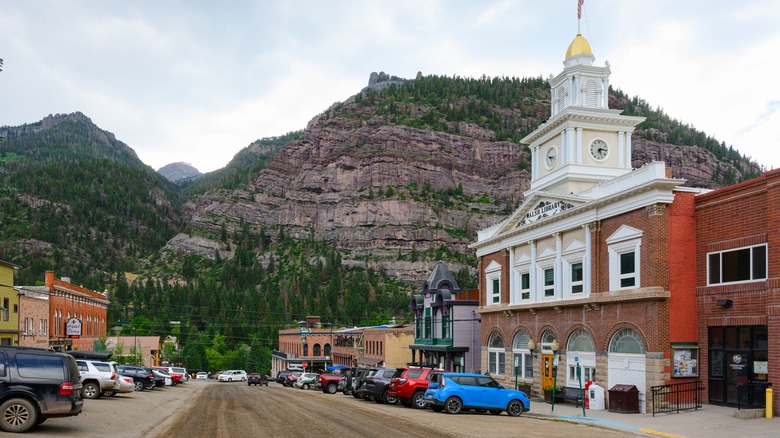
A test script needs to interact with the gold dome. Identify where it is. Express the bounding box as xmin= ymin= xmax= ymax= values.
xmin=565 ymin=34 xmax=592 ymax=58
